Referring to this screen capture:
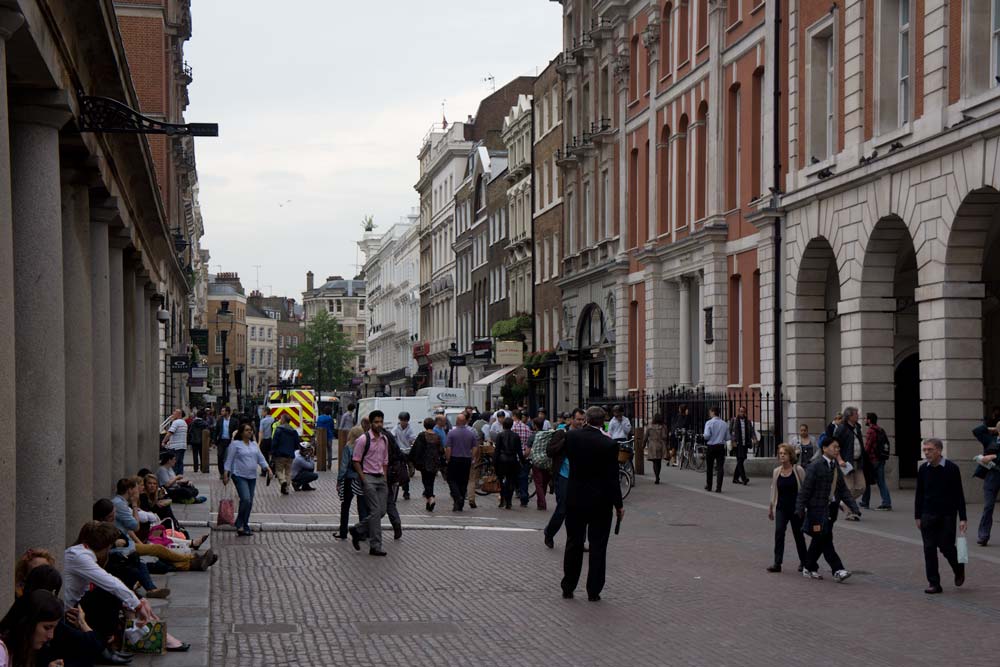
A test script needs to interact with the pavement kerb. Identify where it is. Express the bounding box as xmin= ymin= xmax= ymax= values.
xmin=202 ymin=521 xmax=537 ymax=533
